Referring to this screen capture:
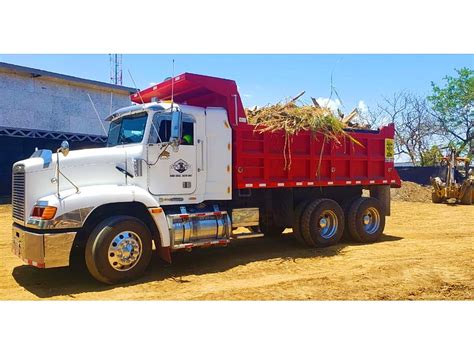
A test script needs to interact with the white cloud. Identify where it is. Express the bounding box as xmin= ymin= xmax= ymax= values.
xmin=357 ymin=100 xmax=369 ymax=115
xmin=316 ymin=97 xmax=342 ymax=113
